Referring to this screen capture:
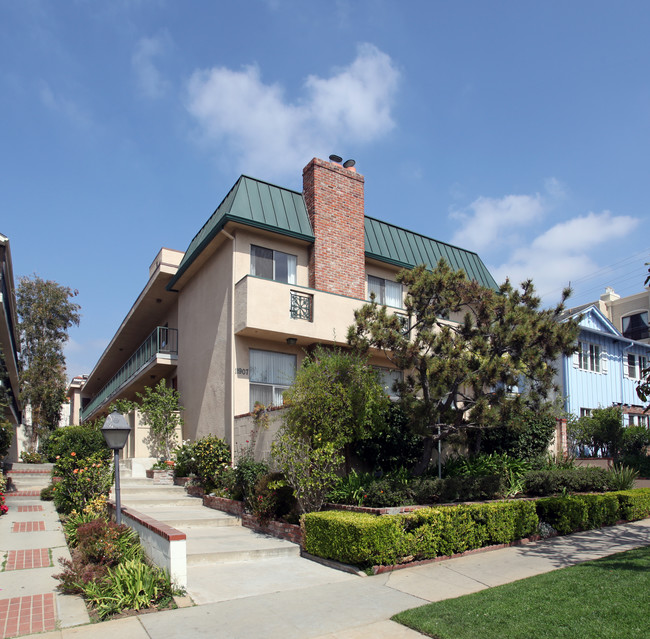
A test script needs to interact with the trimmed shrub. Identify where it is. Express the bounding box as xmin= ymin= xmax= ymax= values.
xmin=577 ymin=493 xmax=620 ymax=528
xmin=303 ymin=510 xmax=406 ymax=567
xmin=535 ymin=496 xmax=589 ymax=534
xmin=614 ymin=488 xmax=650 ymax=521
xmin=304 ymin=500 xmax=539 ymax=568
